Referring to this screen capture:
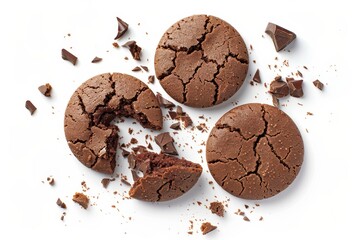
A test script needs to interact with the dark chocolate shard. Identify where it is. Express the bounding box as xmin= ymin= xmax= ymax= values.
xmin=56 ymin=198 xmax=67 ymax=209
xmin=265 ymin=23 xmax=296 ymax=52
xmin=122 ymin=41 xmax=142 ymax=60
xmin=148 ymin=75 xmax=155 ymax=83
xmin=180 ymin=116 xmax=193 ymax=128
xmin=156 ymin=93 xmax=175 ymax=108
xmin=61 ymin=49 xmax=77 ymax=65
xmin=25 ymin=100 xmax=37 ymax=115
xmin=170 ymin=122 xmax=181 ymax=130
xmin=253 ymin=69 xmax=261 ymax=83
xmin=38 ymin=83 xmax=52 ymax=97
xmin=140 ymin=65 xmax=149 ymax=72
xmin=114 ymin=17 xmax=129 ymax=40
xmin=313 ymin=79 xmax=324 ymax=90
xmin=91 ymin=56 xmax=102 ymax=63
xmin=132 ymin=66 xmax=141 ymax=72
xmin=269 ymin=76 xmax=289 ymax=98
xmin=272 ymin=95 xmax=280 ymax=108
xmin=288 ymin=79 xmax=304 ymax=98
xmin=168 ymin=111 xmax=177 ymax=120
xmin=154 ymin=132 xmax=178 ymax=155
